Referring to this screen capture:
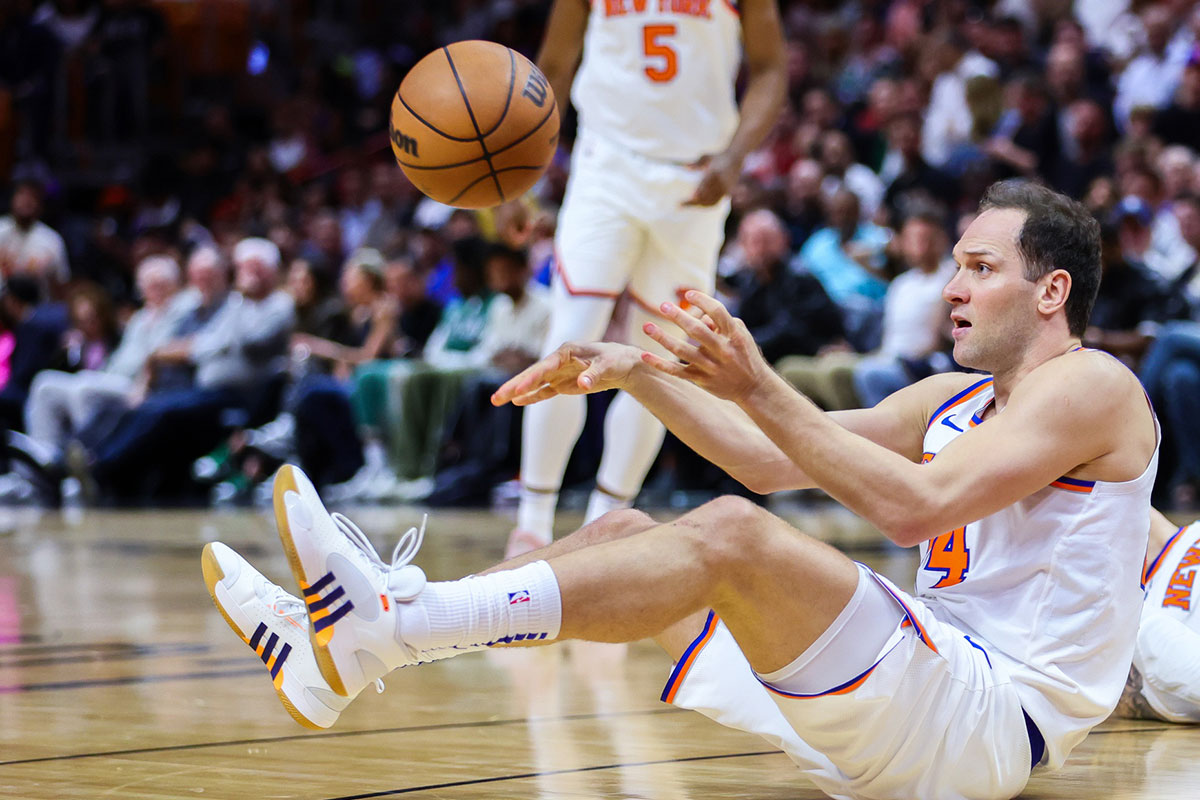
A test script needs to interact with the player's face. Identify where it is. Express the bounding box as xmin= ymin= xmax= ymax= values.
xmin=943 ymin=208 xmax=1040 ymax=371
